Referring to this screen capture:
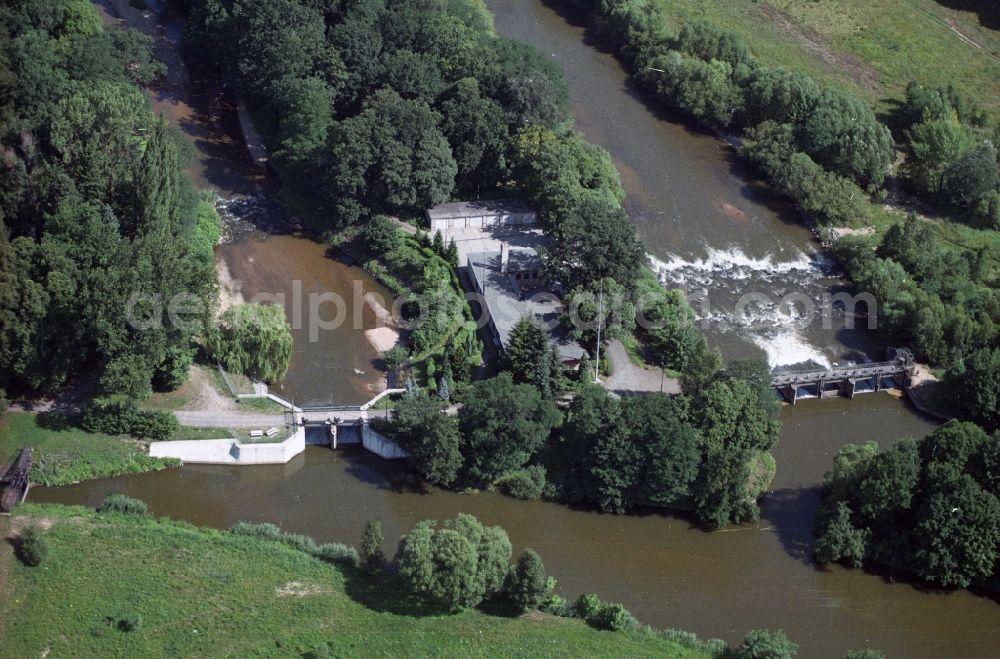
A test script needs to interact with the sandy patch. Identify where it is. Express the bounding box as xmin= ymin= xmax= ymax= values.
xmin=9 ymin=516 xmax=53 ymax=534
xmin=275 ymin=581 xmax=328 ymax=597
xmin=365 ymin=327 xmax=400 ymax=354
